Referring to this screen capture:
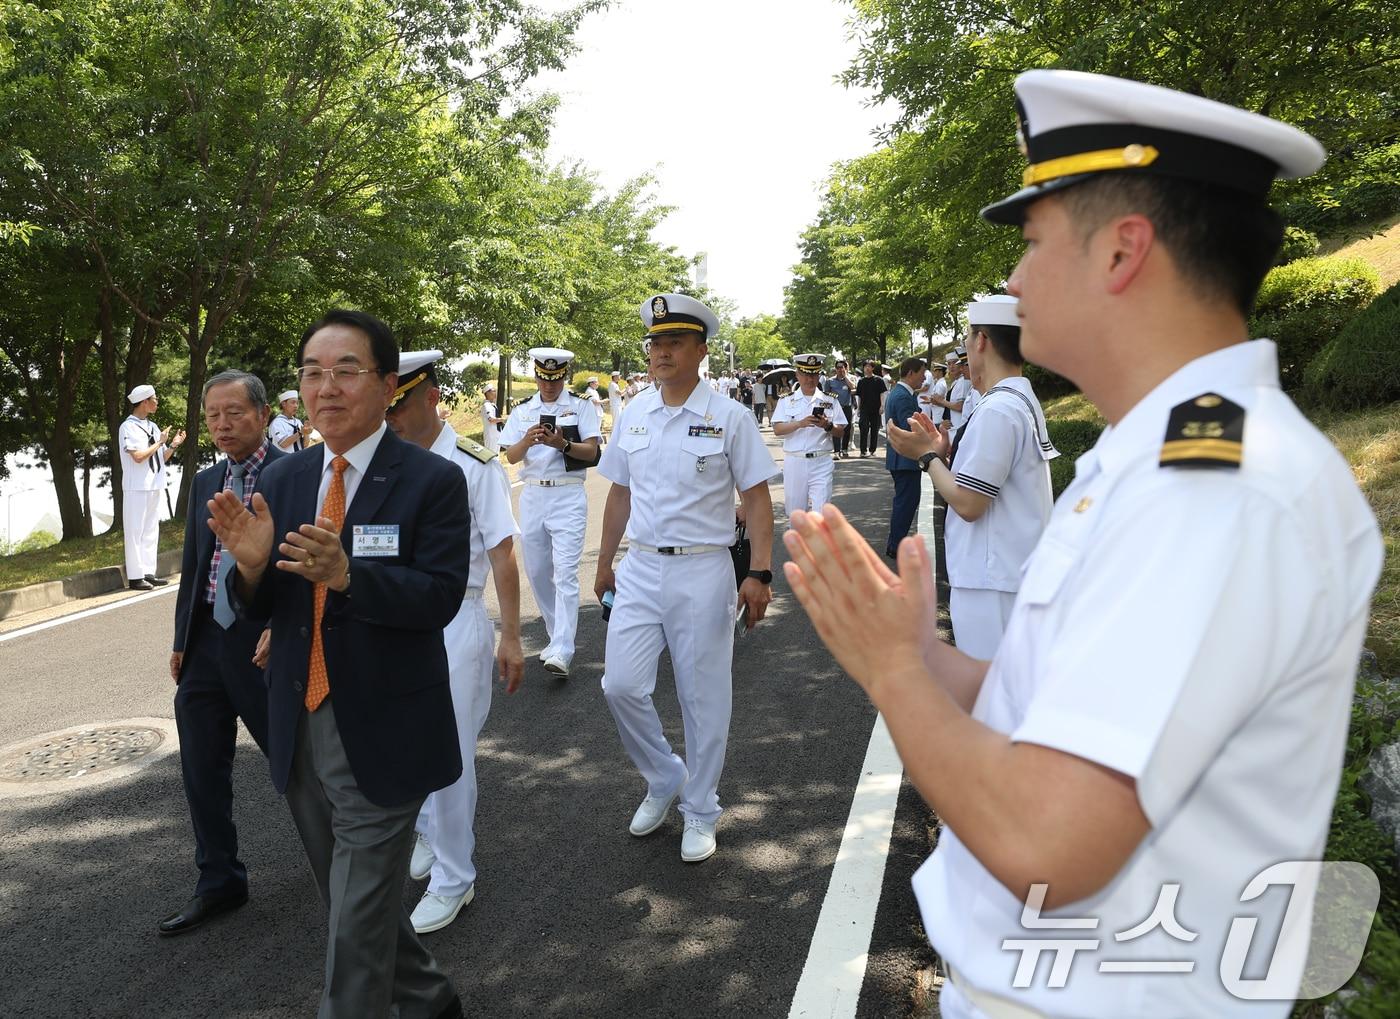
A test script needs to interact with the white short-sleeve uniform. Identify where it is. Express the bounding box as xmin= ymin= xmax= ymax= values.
xmin=608 ymin=382 xmax=623 ymax=433
xmin=916 ymin=341 xmax=1383 ymax=1019
xmin=598 ymin=381 xmax=777 ymax=823
xmin=947 ymin=377 xmax=973 ymax=432
xmin=771 ymin=390 xmax=848 ymax=519
xmin=945 ymin=377 xmax=1055 ymax=659
xmin=480 ymin=400 xmax=500 ymax=454
xmin=415 ymin=422 xmax=518 ymax=896
xmin=500 ymin=391 xmax=600 ymax=663
xmin=268 ymin=413 xmax=304 ymax=453
xmin=119 ymin=414 xmax=167 ymax=579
